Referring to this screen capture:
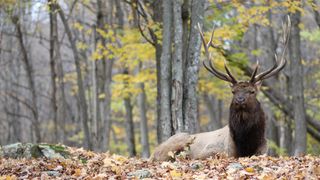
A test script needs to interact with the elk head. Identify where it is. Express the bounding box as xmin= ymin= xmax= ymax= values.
xmin=198 ymin=16 xmax=291 ymax=110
